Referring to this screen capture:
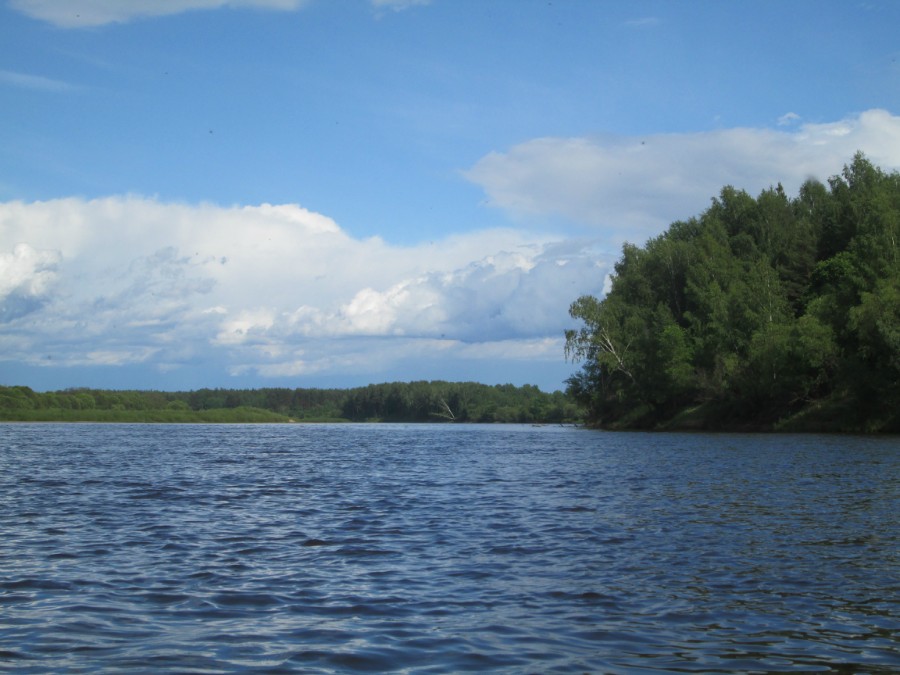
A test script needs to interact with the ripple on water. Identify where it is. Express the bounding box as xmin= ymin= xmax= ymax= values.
xmin=0 ymin=424 xmax=898 ymax=673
